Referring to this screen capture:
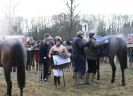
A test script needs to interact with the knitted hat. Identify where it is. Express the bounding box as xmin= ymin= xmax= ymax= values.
xmin=89 ymin=32 xmax=95 ymax=38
